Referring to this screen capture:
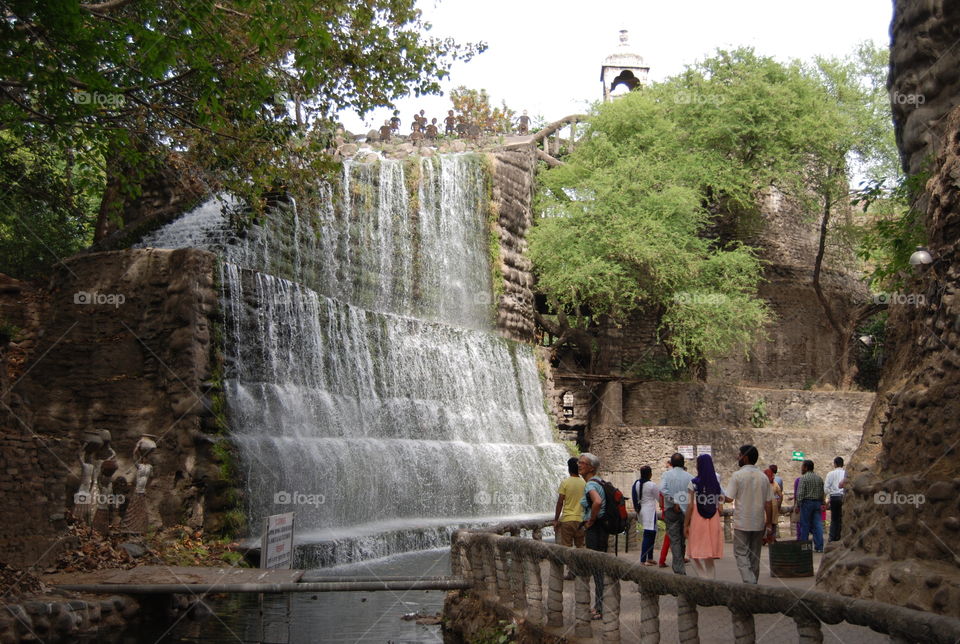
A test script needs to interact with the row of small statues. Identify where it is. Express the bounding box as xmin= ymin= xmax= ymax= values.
xmin=376 ymin=109 xmax=532 ymax=143
xmin=74 ymin=430 xmax=157 ymax=535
